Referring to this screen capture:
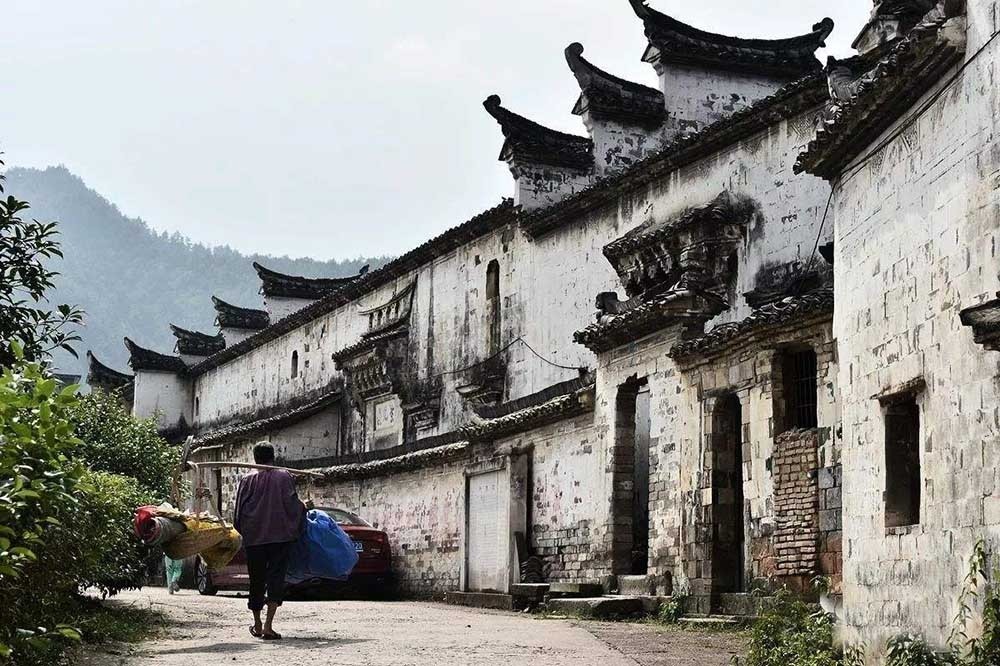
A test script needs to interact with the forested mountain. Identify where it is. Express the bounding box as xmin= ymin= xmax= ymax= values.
xmin=5 ymin=166 xmax=389 ymax=379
